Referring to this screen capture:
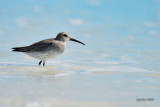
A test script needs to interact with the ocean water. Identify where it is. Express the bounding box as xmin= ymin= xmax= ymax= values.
xmin=0 ymin=0 xmax=160 ymax=107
